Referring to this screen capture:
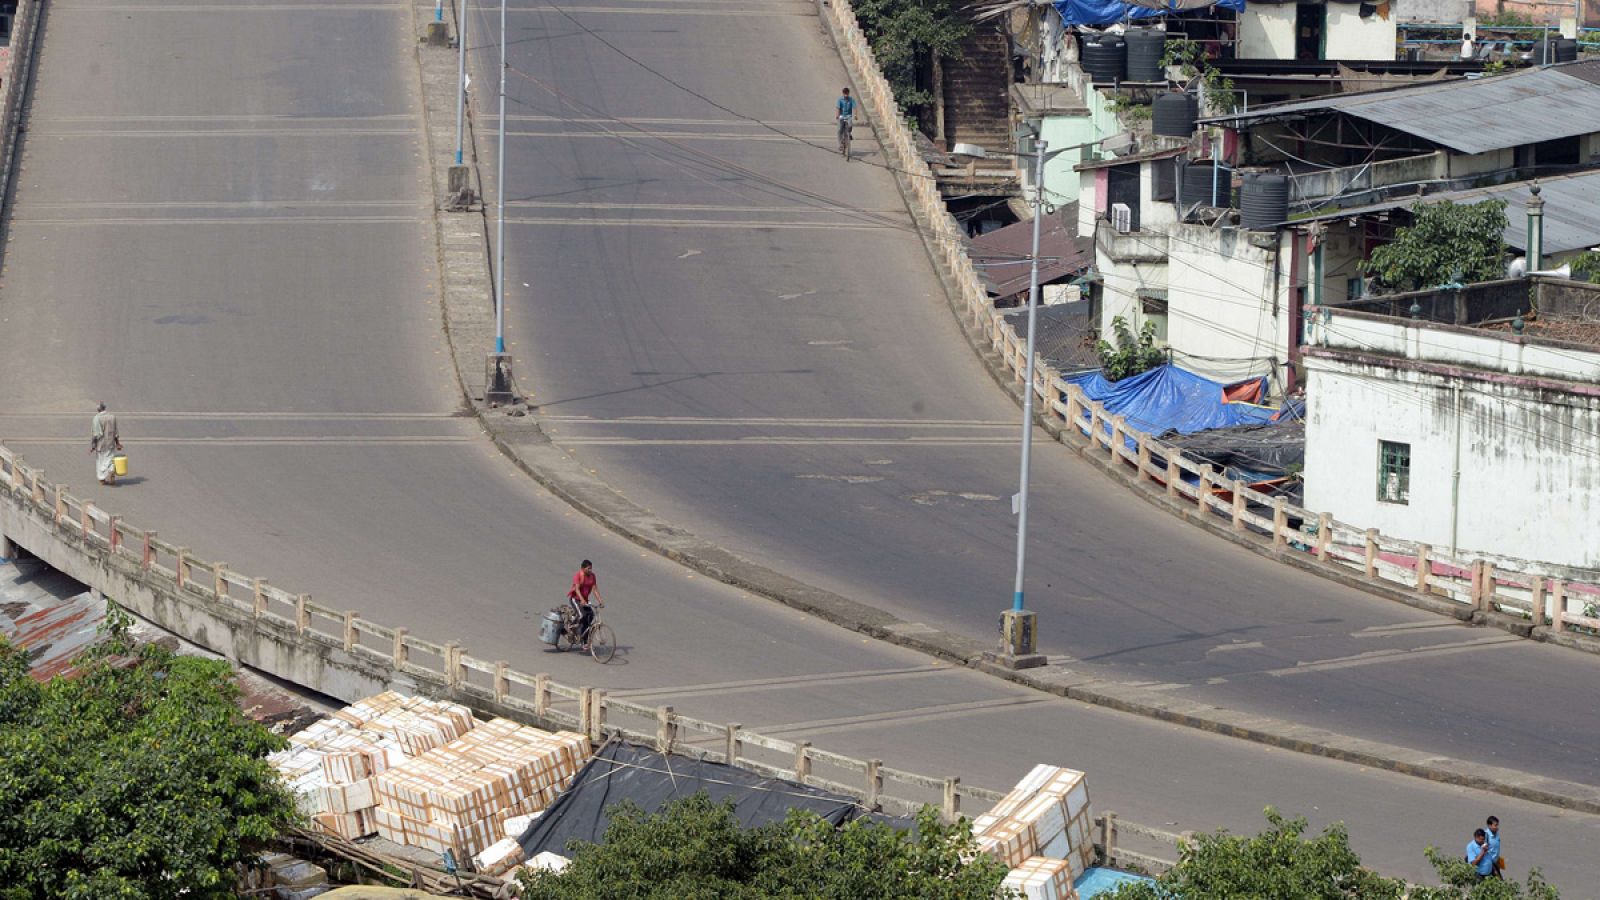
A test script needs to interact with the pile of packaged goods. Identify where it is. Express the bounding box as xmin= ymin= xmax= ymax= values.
xmin=269 ymin=692 xmax=477 ymax=840
xmin=372 ymin=717 xmax=590 ymax=865
xmin=270 ymin=691 xmax=590 ymax=864
xmin=973 ymin=764 xmax=1095 ymax=900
